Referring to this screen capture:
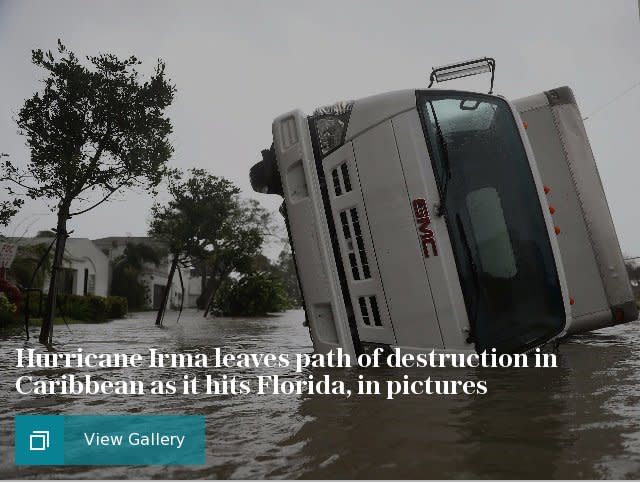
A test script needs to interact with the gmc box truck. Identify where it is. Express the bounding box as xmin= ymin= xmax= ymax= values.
xmin=250 ymin=59 xmax=637 ymax=357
